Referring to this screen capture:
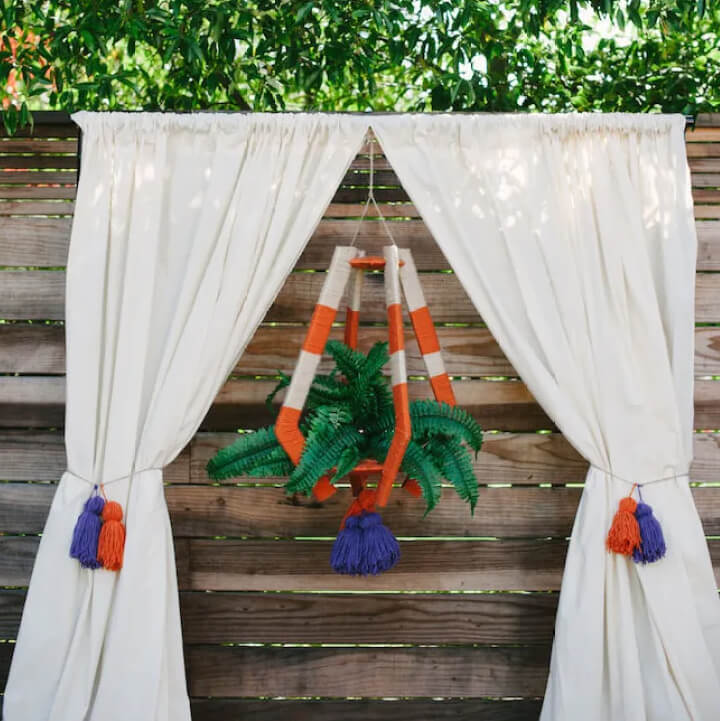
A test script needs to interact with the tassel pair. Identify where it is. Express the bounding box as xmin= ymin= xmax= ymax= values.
xmin=70 ymin=486 xmax=126 ymax=571
xmin=606 ymin=484 xmax=666 ymax=564
xmin=330 ymin=489 xmax=400 ymax=576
